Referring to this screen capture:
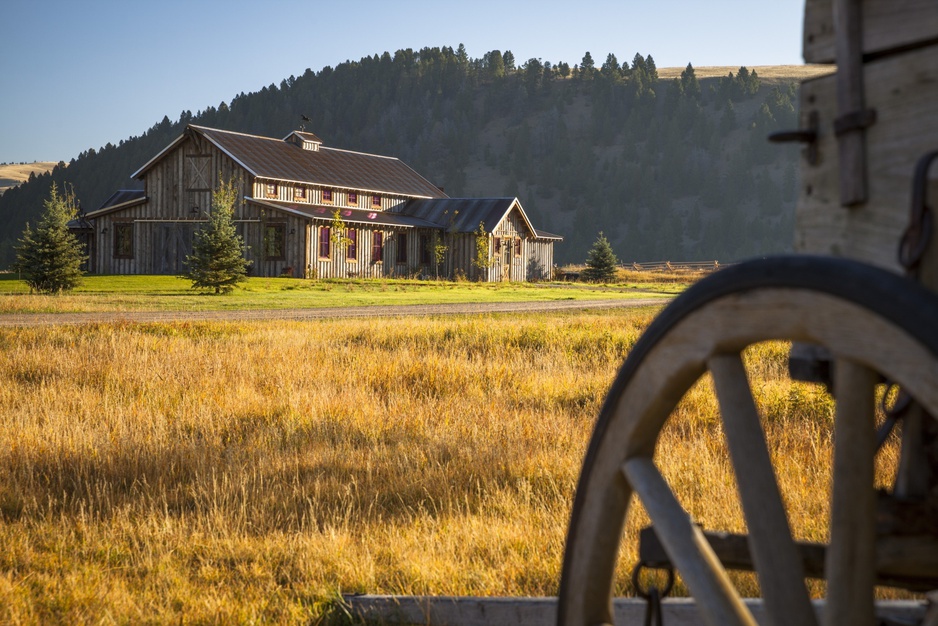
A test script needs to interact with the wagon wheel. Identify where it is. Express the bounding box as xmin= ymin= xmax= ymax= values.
xmin=558 ymin=256 xmax=938 ymax=626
